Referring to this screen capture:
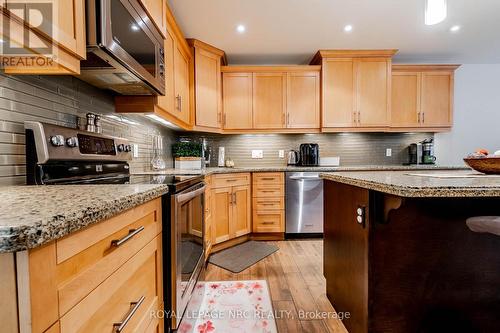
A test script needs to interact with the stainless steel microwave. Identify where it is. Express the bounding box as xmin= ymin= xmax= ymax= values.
xmin=80 ymin=0 xmax=165 ymax=95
